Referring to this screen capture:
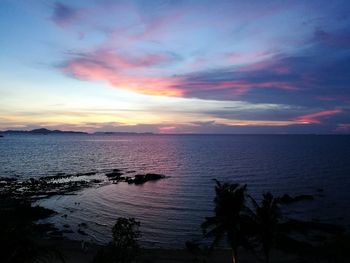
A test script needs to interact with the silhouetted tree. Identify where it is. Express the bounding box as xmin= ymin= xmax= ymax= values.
xmin=248 ymin=192 xmax=280 ymax=263
xmin=92 ymin=217 xmax=141 ymax=263
xmin=185 ymin=240 xmax=209 ymax=263
xmin=201 ymin=180 xmax=249 ymax=263
xmin=248 ymin=192 xmax=347 ymax=262
xmin=112 ymin=217 xmax=141 ymax=262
